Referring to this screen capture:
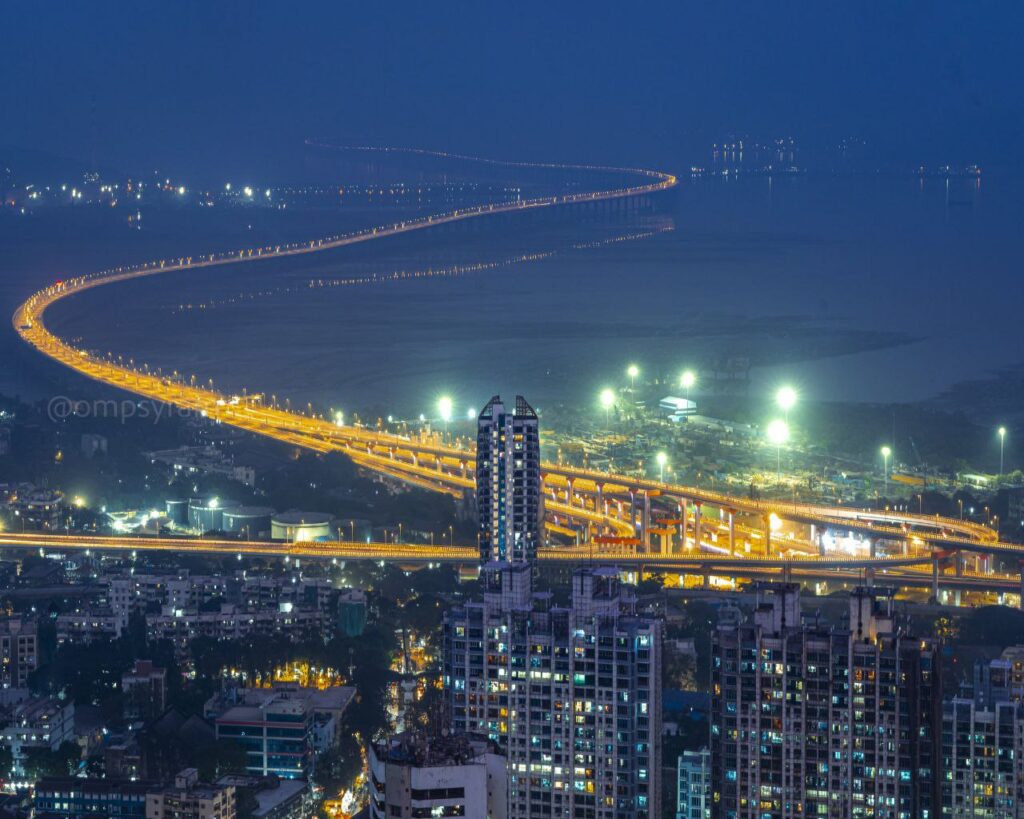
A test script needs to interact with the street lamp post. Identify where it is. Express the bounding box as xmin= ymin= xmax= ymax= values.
xmin=881 ymin=446 xmax=891 ymax=494
xmin=656 ymin=451 xmax=667 ymax=483
xmin=600 ymin=389 xmax=615 ymax=426
xmin=627 ymin=364 xmax=639 ymax=391
xmin=438 ymin=396 xmax=453 ymax=437
xmin=999 ymin=426 xmax=1007 ymax=476
xmin=766 ymin=419 xmax=789 ymax=479
xmin=681 ymin=370 xmax=695 ymax=401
